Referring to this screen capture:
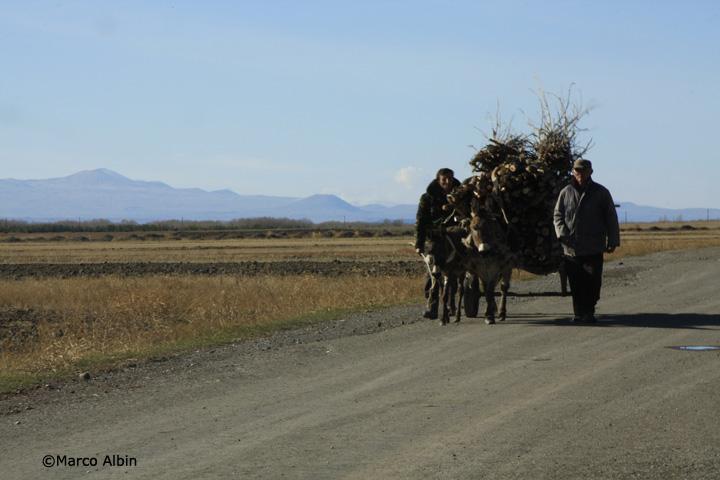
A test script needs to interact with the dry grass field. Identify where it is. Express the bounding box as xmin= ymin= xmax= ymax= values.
xmin=1 ymin=222 xmax=719 ymax=392
xmin=0 ymin=275 xmax=421 ymax=387
xmin=0 ymin=237 xmax=413 ymax=264
xmin=1 ymin=223 xmax=719 ymax=264
xmin=606 ymin=227 xmax=720 ymax=259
